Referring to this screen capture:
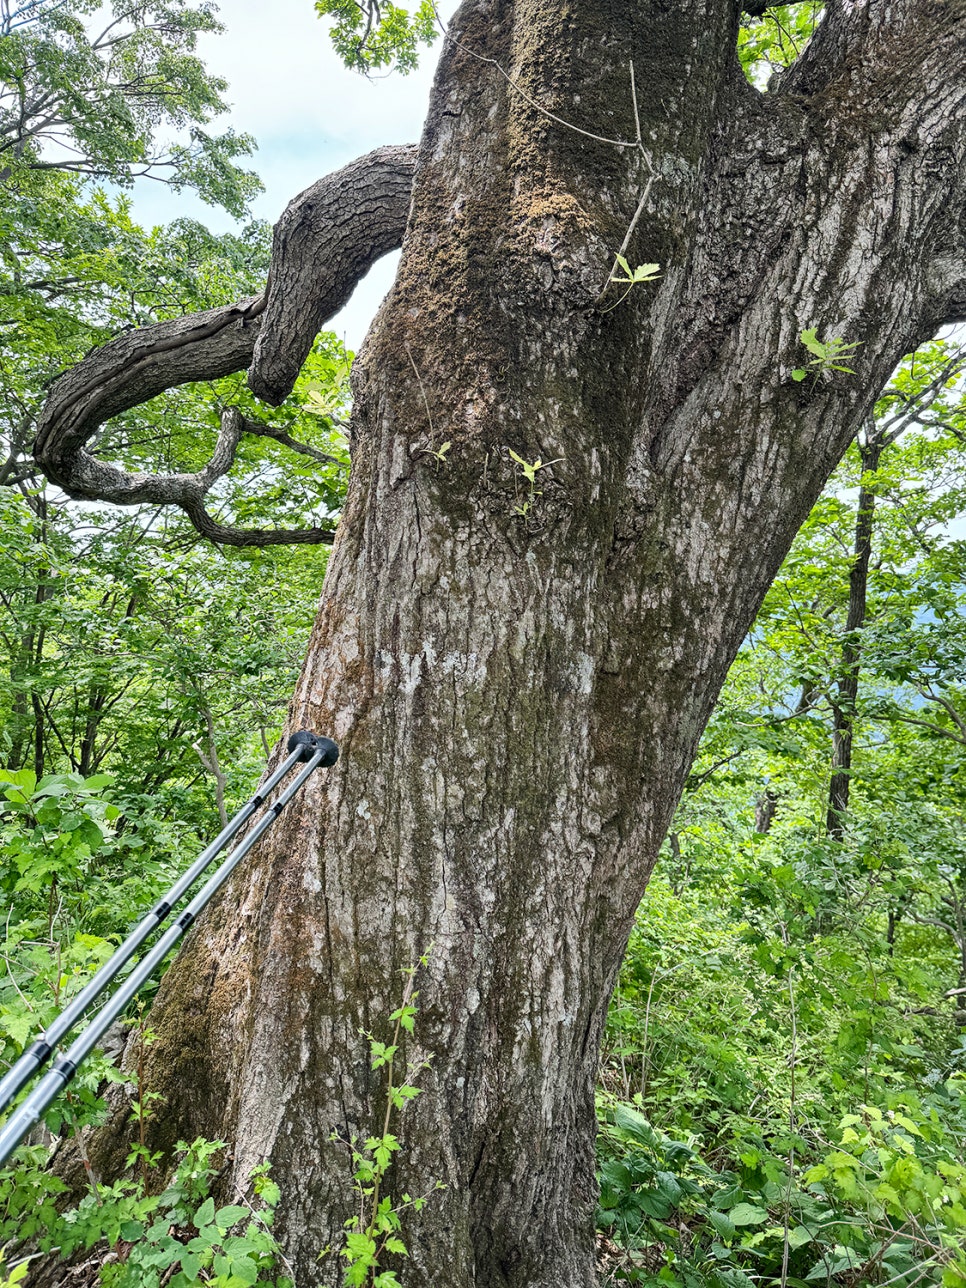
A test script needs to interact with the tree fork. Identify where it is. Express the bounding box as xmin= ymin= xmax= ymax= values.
xmin=33 ymin=1 xmax=966 ymax=1285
